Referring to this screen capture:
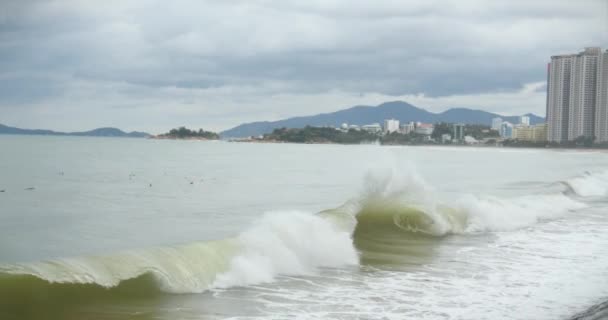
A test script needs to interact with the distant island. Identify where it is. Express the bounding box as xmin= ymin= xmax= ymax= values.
xmin=220 ymin=101 xmax=544 ymax=138
xmin=0 ymin=124 xmax=150 ymax=138
xmin=154 ymin=127 xmax=219 ymax=140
